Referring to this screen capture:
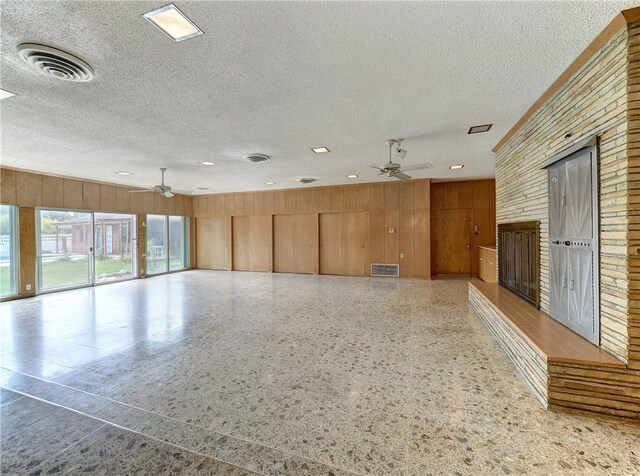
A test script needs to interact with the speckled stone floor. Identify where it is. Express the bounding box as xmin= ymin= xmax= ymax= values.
xmin=1 ymin=271 xmax=639 ymax=475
